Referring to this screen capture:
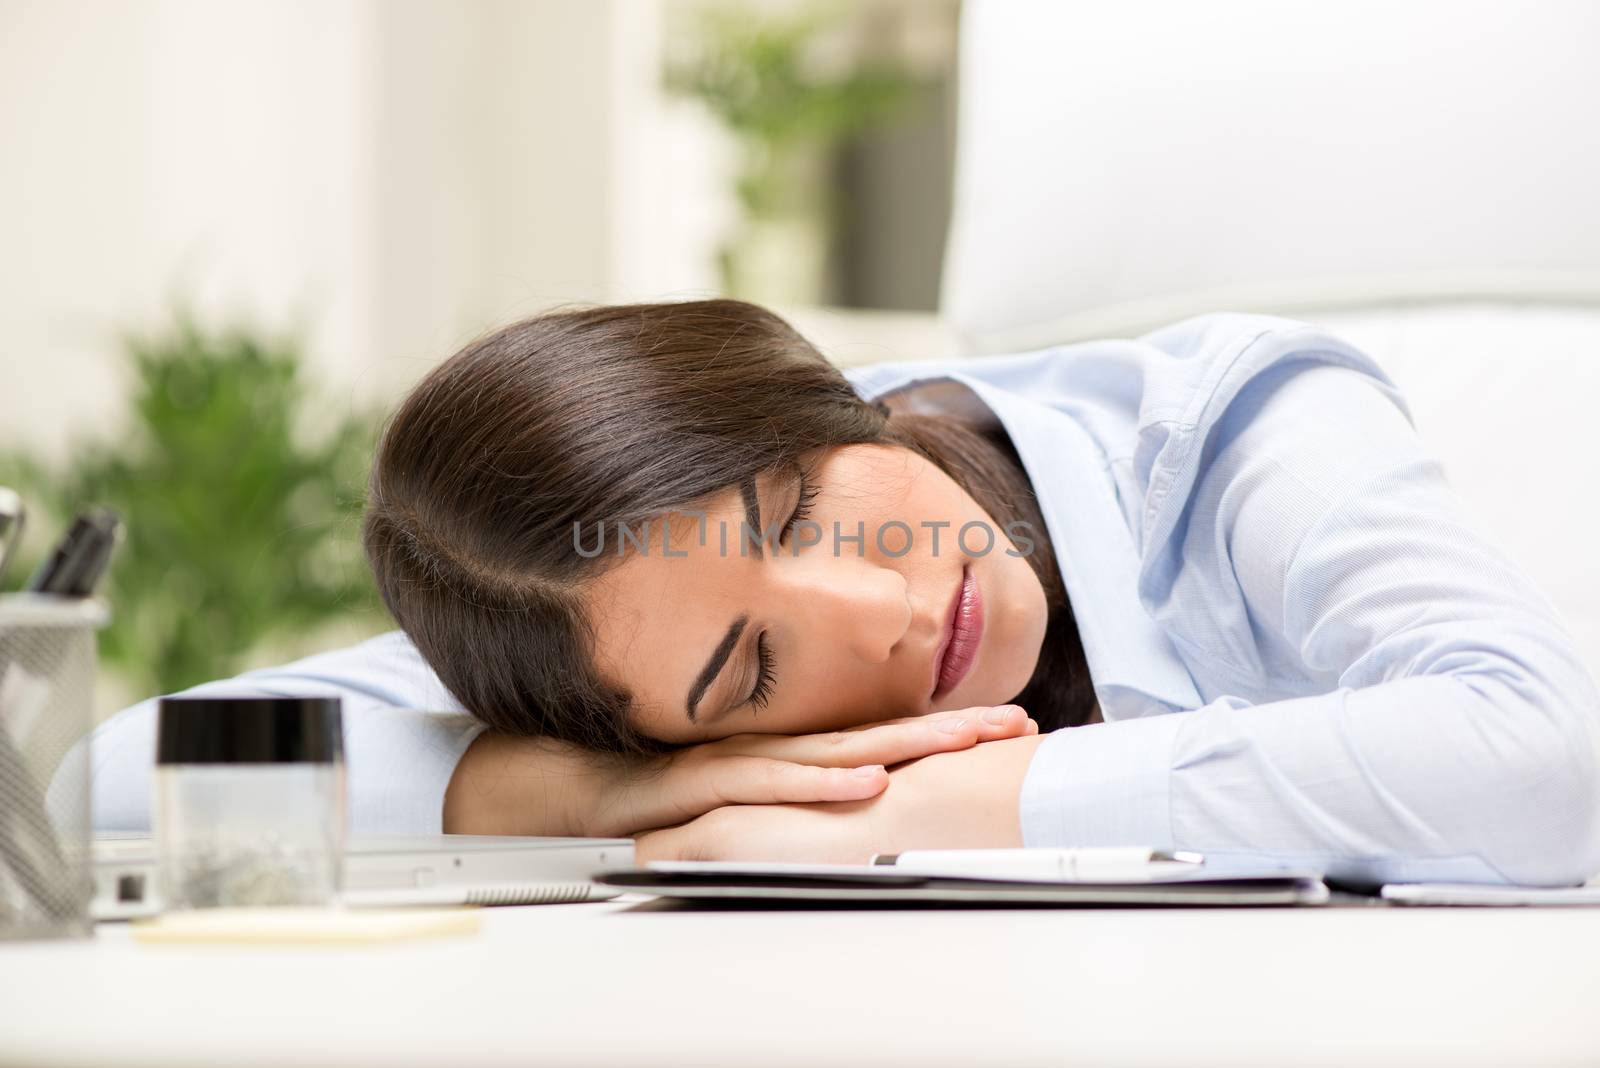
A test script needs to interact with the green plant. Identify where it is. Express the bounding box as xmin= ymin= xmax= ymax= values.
xmin=1 ymin=315 xmax=385 ymax=699
xmin=664 ymin=0 xmax=924 ymax=297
